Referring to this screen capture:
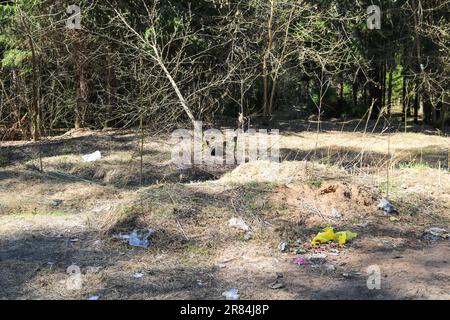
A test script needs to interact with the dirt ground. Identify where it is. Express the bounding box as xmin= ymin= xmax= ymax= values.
xmin=0 ymin=121 xmax=449 ymax=300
